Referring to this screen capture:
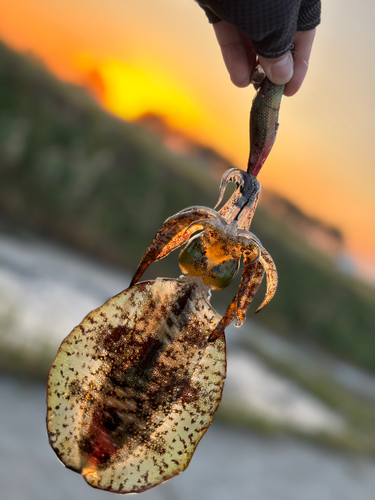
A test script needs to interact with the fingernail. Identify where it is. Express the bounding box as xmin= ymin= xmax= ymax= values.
xmin=269 ymin=53 xmax=294 ymax=84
